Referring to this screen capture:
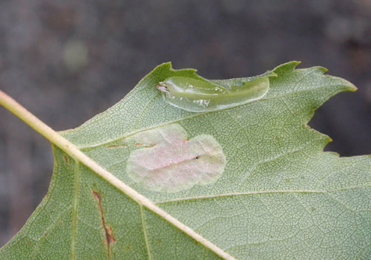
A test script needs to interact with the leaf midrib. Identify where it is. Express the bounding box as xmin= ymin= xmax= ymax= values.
xmin=0 ymin=91 xmax=235 ymax=260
